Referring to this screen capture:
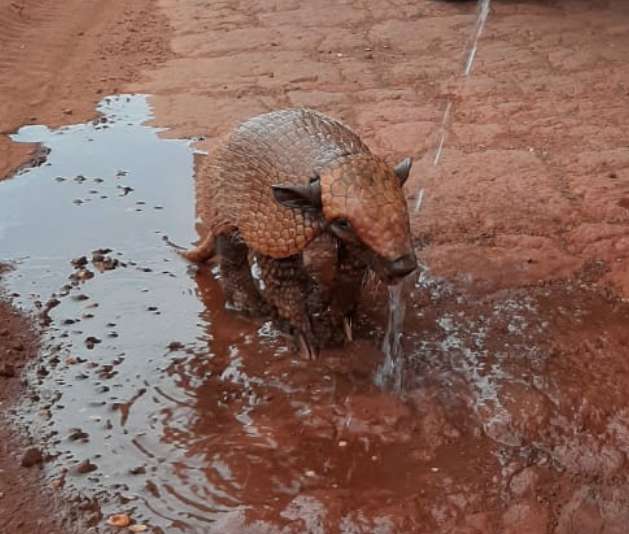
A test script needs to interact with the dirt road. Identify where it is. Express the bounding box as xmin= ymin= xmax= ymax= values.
xmin=2 ymin=0 xmax=629 ymax=532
